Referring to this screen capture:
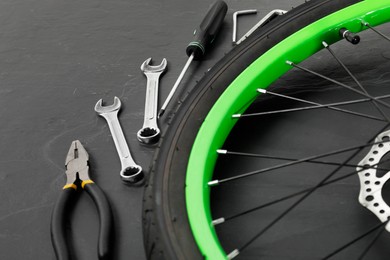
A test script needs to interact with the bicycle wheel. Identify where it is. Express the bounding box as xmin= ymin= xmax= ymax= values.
xmin=143 ymin=0 xmax=390 ymax=259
